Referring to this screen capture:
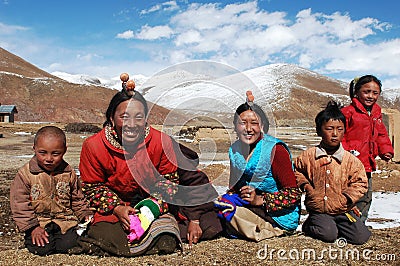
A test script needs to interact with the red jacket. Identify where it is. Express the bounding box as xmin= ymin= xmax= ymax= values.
xmin=80 ymin=126 xmax=220 ymax=225
xmin=79 ymin=126 xmax=178 ymax=224
xmin=341 ymin=98 xmax=394 ymax=172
